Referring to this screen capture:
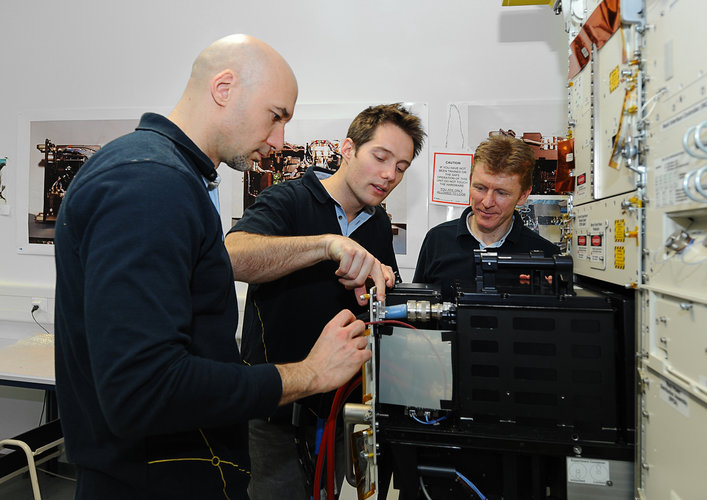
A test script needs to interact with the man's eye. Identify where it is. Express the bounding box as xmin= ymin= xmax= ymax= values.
xmin=272 ymin=112 xmax=281 ymax=122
